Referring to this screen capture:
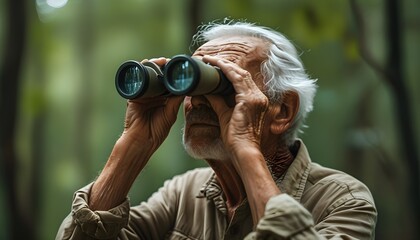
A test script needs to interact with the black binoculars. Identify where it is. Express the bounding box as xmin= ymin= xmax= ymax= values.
xmin=115 ymin=55 xmax=233 ymax=99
